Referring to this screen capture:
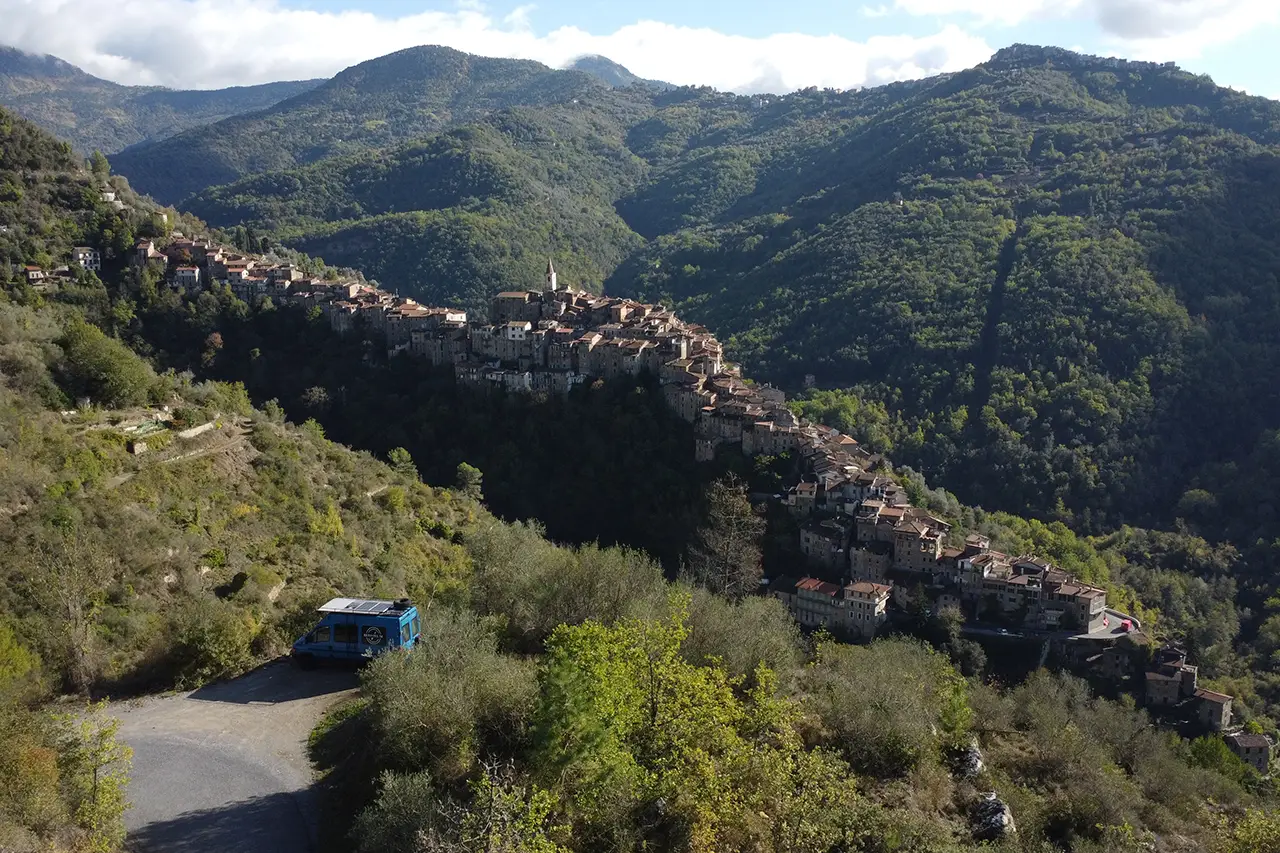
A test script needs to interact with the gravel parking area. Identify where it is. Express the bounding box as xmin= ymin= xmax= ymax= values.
xmin=116 ymin=661 xmax=358 ymax=853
